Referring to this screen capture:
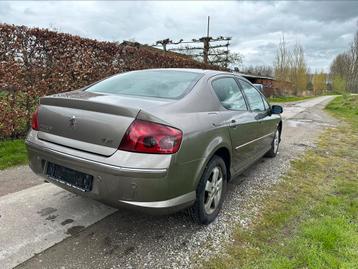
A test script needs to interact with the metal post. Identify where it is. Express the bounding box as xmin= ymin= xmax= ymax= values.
xmin=203 ymin=38 xmax=209 ymax=64
xmin=207 ymin=16 xmax=210 ymax=37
